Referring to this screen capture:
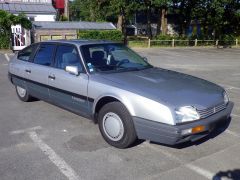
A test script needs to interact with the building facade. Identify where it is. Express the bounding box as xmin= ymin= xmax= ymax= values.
xmin=0 ymin=0 xmax=56 ymax=50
